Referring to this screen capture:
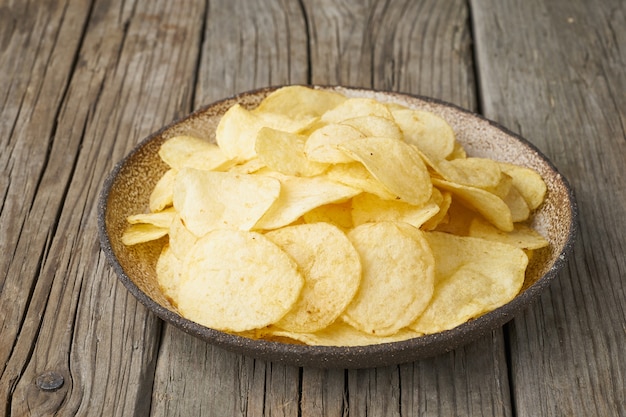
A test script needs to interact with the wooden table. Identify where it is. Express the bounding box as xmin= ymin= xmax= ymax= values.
xmin=1 ymin=0 xmax=624 ymax=415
